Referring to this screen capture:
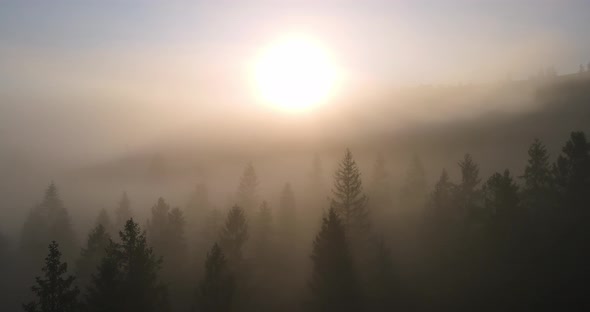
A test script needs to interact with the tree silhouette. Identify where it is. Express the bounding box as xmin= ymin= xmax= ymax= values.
xmin=331 ymin=149 xmax=370 ymax=235
xmin=521 ymin=139 xmax=554 ymax=214
xmin=429 ymin=169 xmax=455 ymax=221
xmin=21 ymin=182 xmax=77 ymax=267
xmin=76 ymin=224 xmax=110 ymax=292
xmin=457 ymin=154 xmax=482 ymax=220
xmin=253 ymin=201 xmax=273 ymax=261
xmin=86 ymin=219 xmax=168 ymax=312
xmin=308 ymin=208 xmax=361 ymax=312
xmin=114 ymin=192 xmax=132 ymax=232
xmin=552 ymin=131 xmax=590 ymax=210
xmin=195 ymin=243 xmax=235 ymax=312
xmin=94 ymin=209 xmax=114 ymax=236
xmin=400 ymin=154 xmax=427 ymax=211
xmin=219 ymin=206 xmax=249 ymax=266
xmin=483 ymin=169 xmax=521 ymax=227
xmin=23 ymin=241 xmax=80 ymax=312
xmin=236 ymin=163 xmax=260 ymax=213
xmin=278 ymin=183 xmax=297 ymax=241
